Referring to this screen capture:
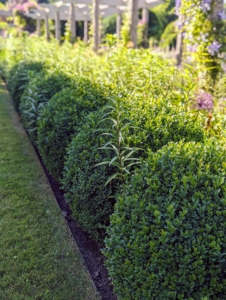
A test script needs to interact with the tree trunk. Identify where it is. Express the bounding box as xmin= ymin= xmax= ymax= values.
xmin=128 ymin=0 xmax=138 ymax=48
